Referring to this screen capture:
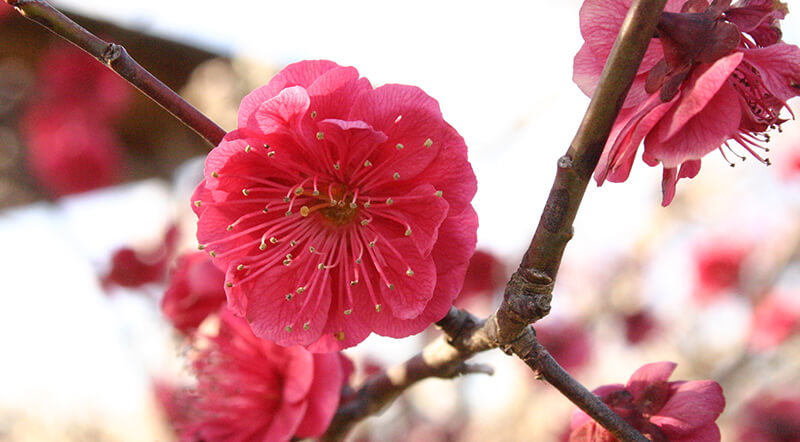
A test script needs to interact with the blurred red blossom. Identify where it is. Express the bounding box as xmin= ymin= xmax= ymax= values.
xmin=161 ymin=252 xmax=226 ymax=334
xmin=748 ymin=291 xmax=800 ymax=351
xmin=692 ymin=239 xmax=749 ymax=302
xmin=569 ymin=361 xmax=725 ymax=441
xmin=575 ymin=0 xmax=800 ymax=205
xmin=622 ymin=310 xmax=660 ymax=345
xmin=455 ymin=249 xmax=506 ymax=307
xmin=20 ymin=42 xmax=132 ymax=196
xmin=177 ymin=310 xmax=349 ymax=441
xmin=192 ymin=60 xmax=478 ymax=352
xmin=103 ymin=226 xmax=178 ymax=290
xmin=21 ymin=108 xmax=125 ymax=197
xmin=736 ymin=392 xmax=800 ymax=441
xmin=536 ymin=319 xmax=592 ymax=373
